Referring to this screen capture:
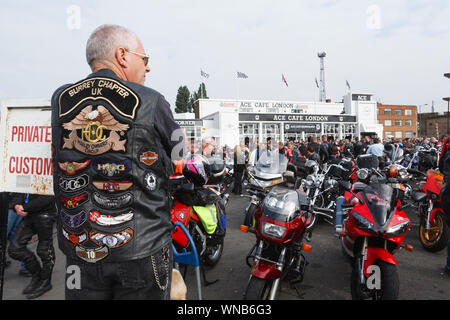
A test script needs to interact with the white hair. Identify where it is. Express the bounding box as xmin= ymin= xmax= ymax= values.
xmin=86 ymin=24 xmax=139 ymax=70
